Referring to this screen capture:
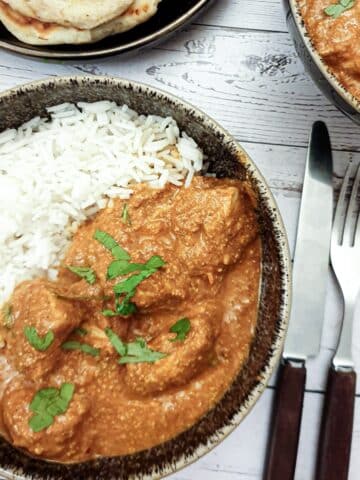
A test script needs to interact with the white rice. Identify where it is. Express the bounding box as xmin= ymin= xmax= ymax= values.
xmin=0 ymin=101 xmax=204 ymax=303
